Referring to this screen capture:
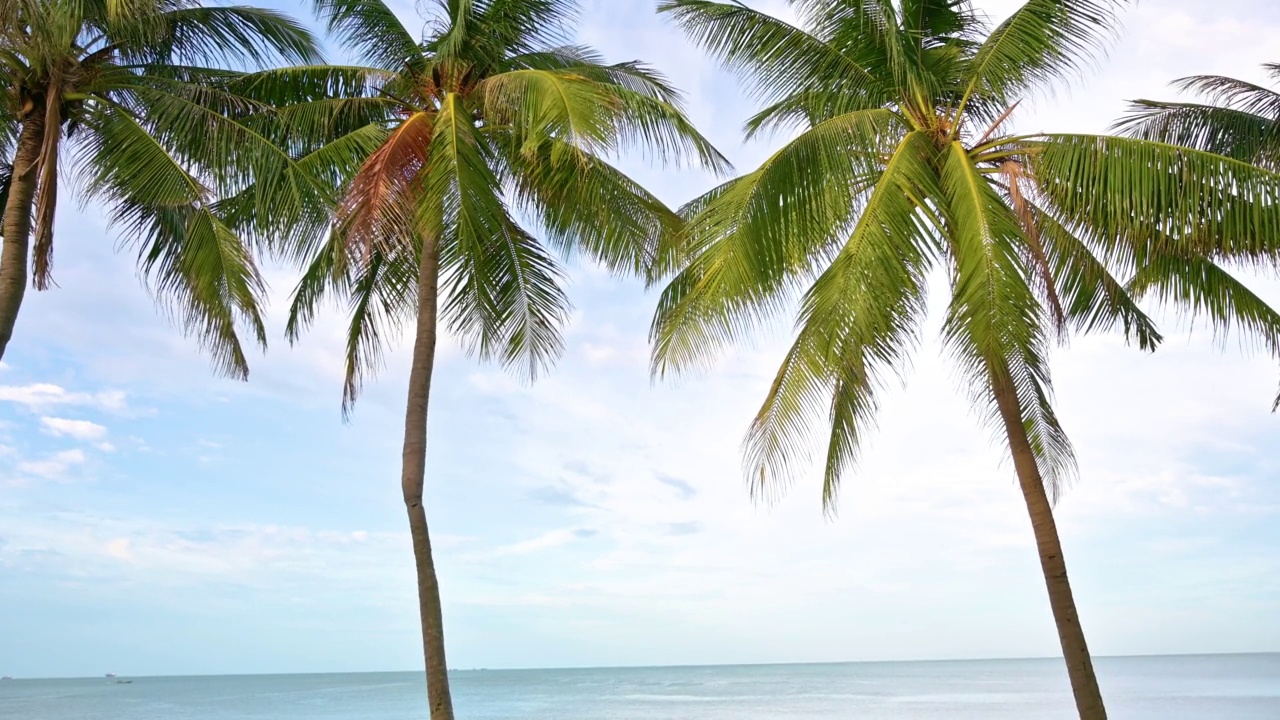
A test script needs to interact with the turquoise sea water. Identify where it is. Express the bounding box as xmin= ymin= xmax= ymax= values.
xmin=3 ymin=654 xmax=1278 ymax=719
